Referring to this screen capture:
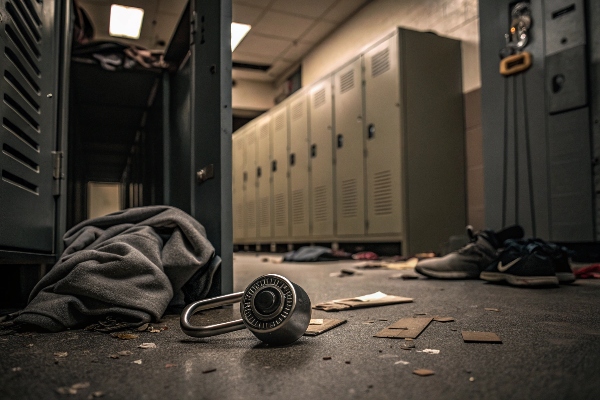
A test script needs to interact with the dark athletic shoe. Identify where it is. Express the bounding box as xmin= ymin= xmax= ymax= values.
xmin=480 ymin=240 xmax=559 ymax=287
xmin=415 ymin=225 xmax=524 ymax=279
xmin=530 ymin=239 xmax=576 ymax=284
